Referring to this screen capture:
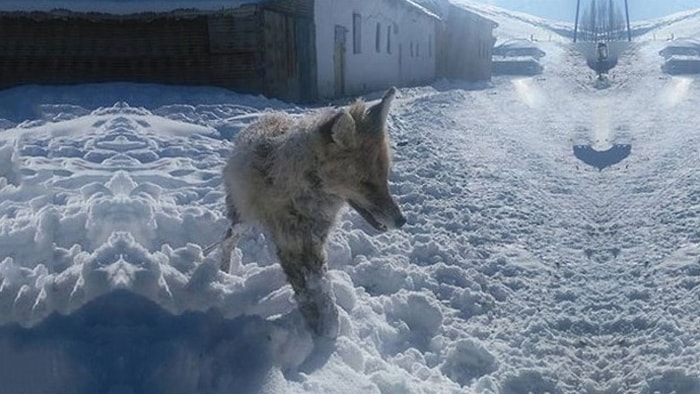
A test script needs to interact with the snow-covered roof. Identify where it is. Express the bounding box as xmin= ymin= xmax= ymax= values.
xmin=404 ymin=0 xmax=441 ymax=20
xmin=0 ymin=0 xmax=442 ymax=18
xmin=666 ymin=54 xmax=700 ymax=60
xmin=0 ymin=0 xmax=267 ymax=14
xmin=663 ymin=37 xmax=700 ymax=49
xmin=495 ymin=38 xmax=541 ymax=50
xmin=659 ymin=38 xmax=700 ymax=58
xmin=493 ymin=39 xmax=546 ymax=57
xmin=413 ymin=0 xmax=497 ymax=26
